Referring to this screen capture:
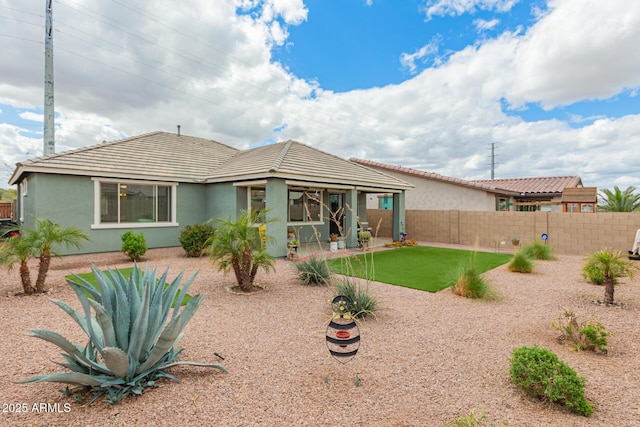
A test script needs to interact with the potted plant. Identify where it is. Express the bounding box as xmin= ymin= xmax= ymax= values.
xmin=288 ymin=228 xmax=295 ymax=240
xmin=330 ymin=233 xmax=338 ymax=243
xmin=511 ymin=237 xmax=520 ymax=246
xmin=358 ymin=230 xmax=371 ymax=241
